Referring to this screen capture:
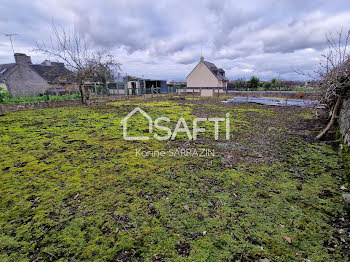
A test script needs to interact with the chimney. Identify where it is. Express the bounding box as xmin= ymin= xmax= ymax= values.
xmin=14 ymin=53 xmax=32 ymax=65
xmin=42 ymin=60 xmax=52 ymax=66
xmin=200 ymin=56 xmax=204 ymax=62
